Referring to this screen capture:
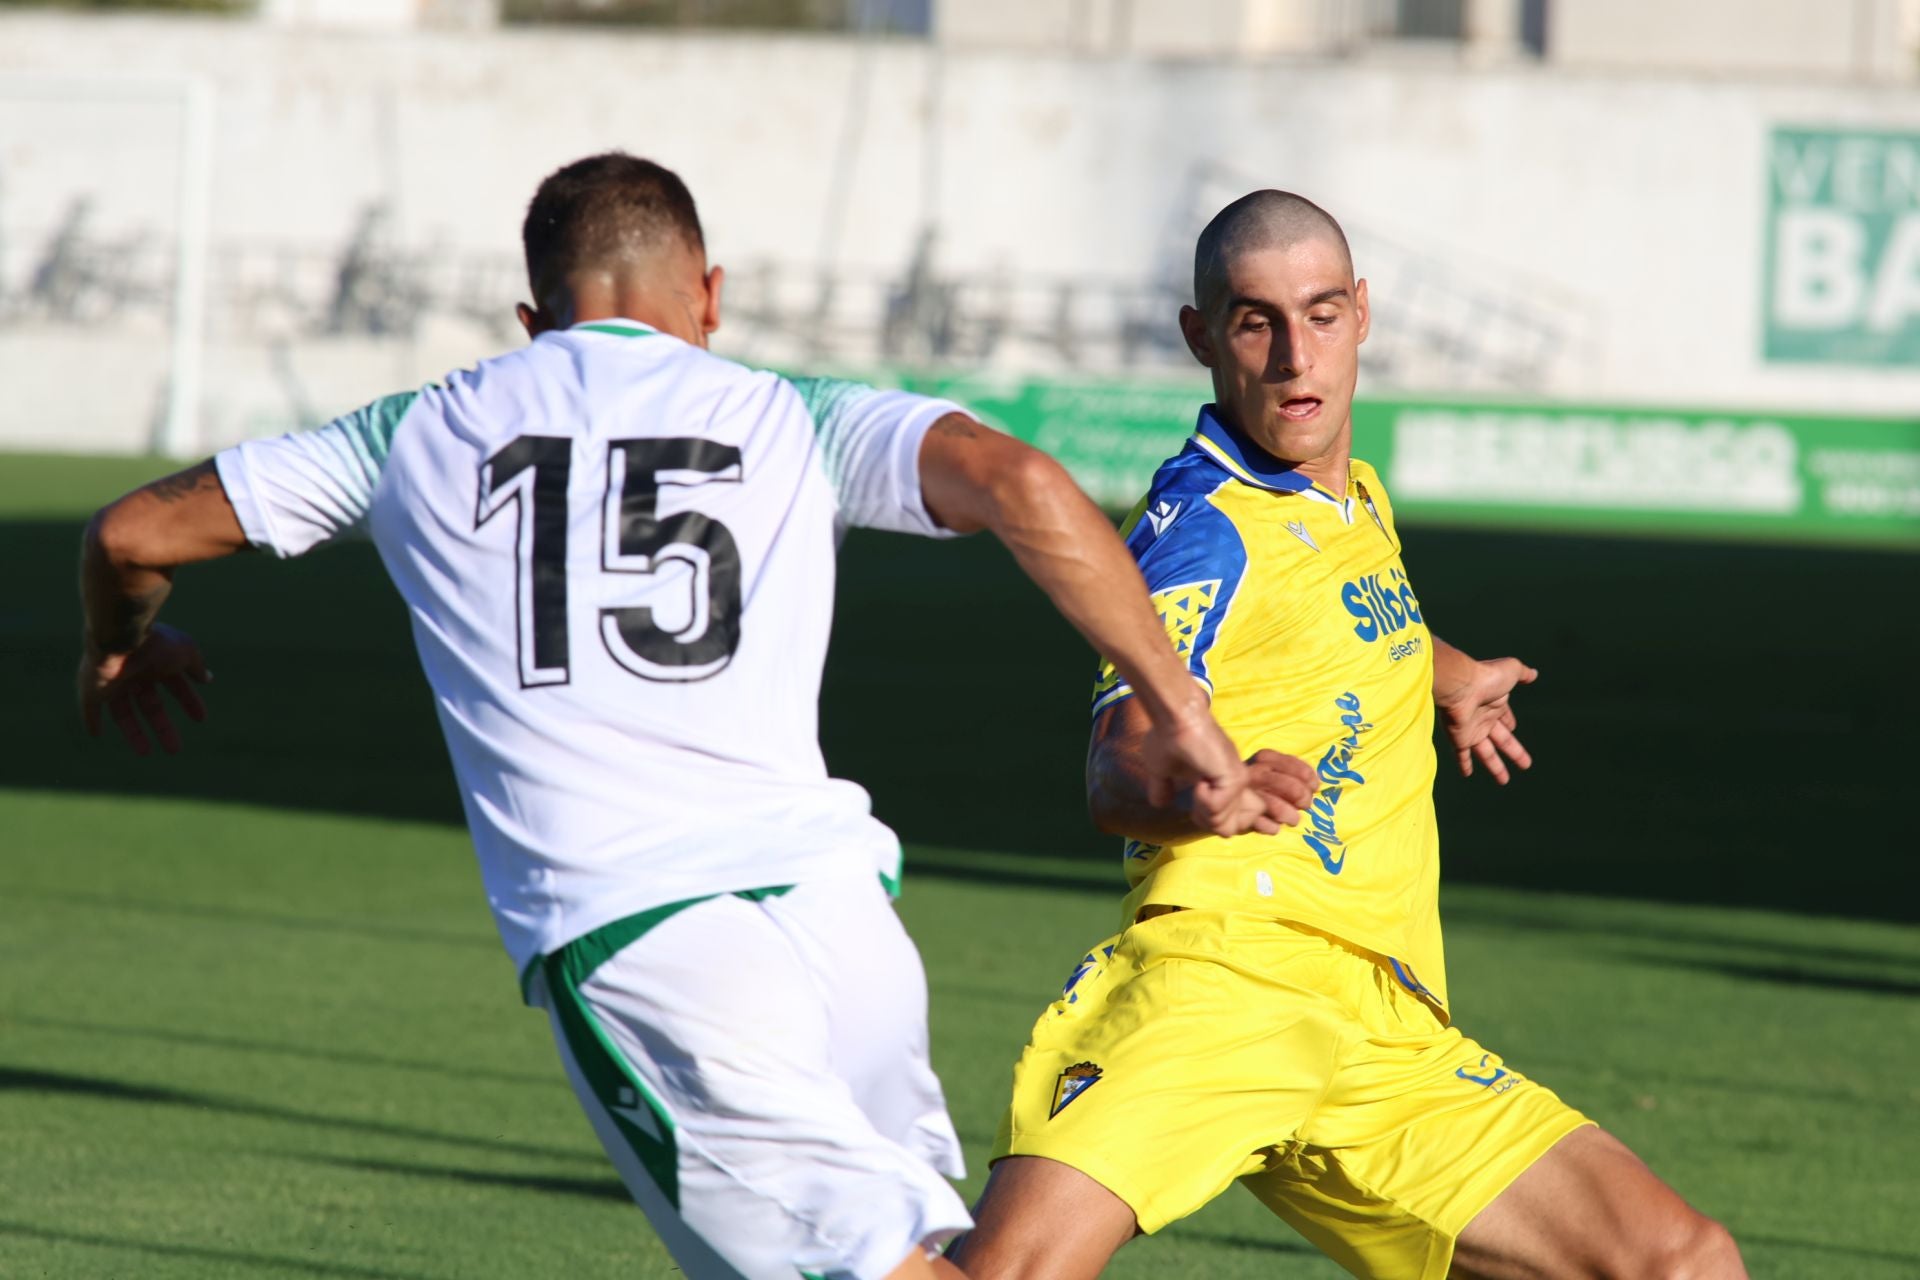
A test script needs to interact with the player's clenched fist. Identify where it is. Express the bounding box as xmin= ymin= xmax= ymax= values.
xmin=1139 ymin=702 xmax=1273 ymax=837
